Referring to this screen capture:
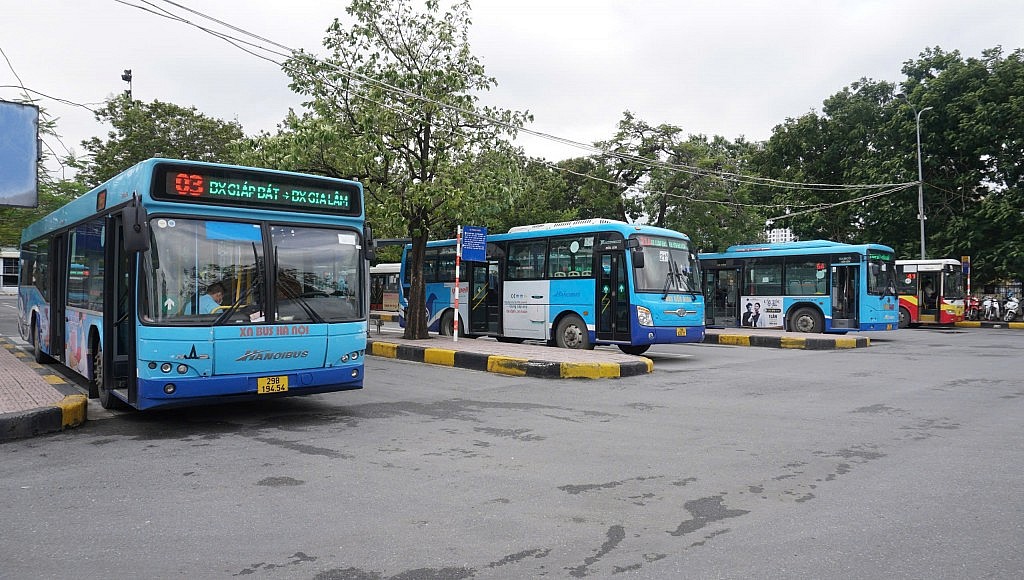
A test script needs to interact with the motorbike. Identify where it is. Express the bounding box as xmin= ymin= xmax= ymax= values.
xmin=964 ymin=295 xmax=981 ymax=321
xmin=982 ymin=295 xmax=1001 ymax=321
xmin=1003 ymin=293 xmax=1020 ymax=322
